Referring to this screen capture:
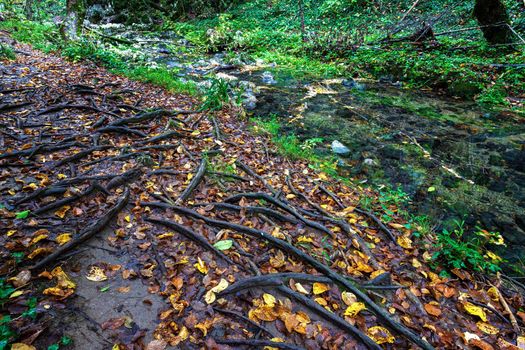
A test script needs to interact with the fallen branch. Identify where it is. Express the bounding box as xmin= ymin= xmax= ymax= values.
xmin=33 ymin=183 xmax=99 ymax=215
xmin=193 ymin=202 xmax=299 ymax=224
xmin=31 ymin=189 xmax=130 ymax=270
